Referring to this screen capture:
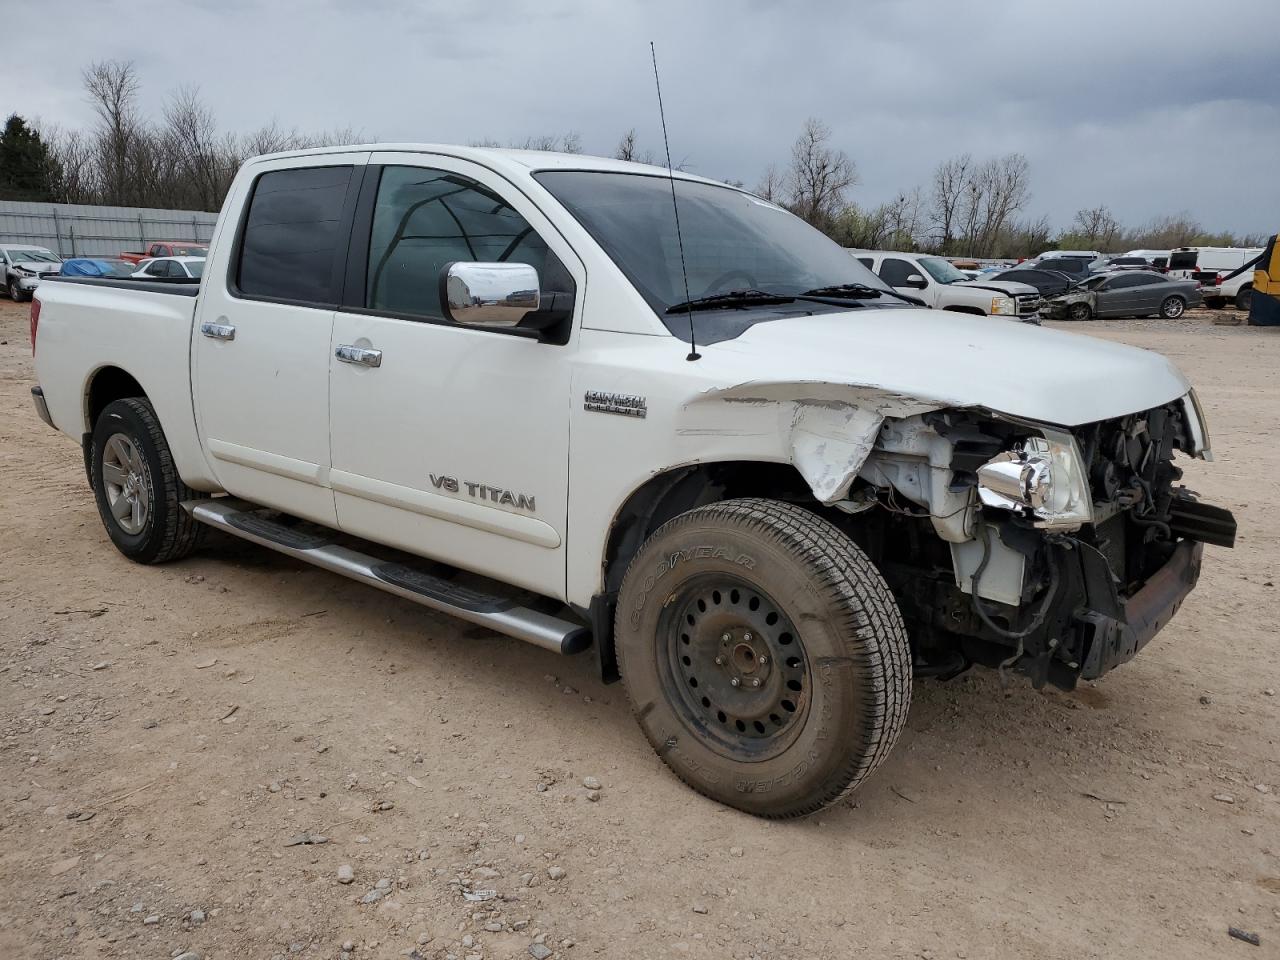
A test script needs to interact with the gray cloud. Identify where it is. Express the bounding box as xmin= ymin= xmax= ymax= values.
xmin=5 ymin=0 xmax=1277 ymax=234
